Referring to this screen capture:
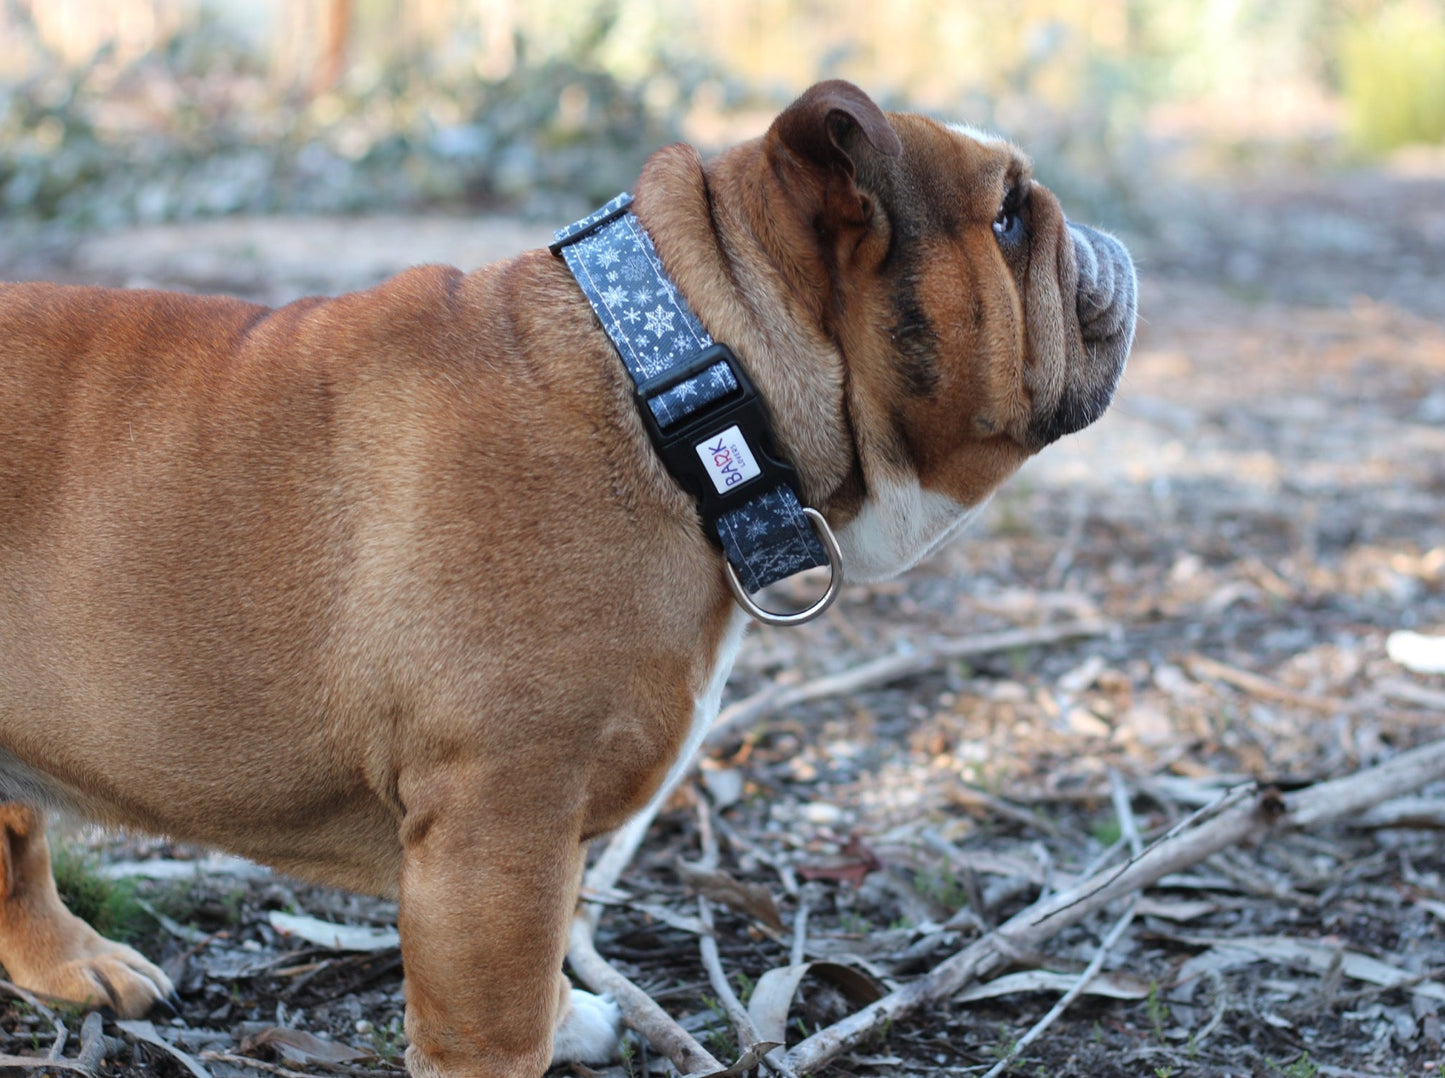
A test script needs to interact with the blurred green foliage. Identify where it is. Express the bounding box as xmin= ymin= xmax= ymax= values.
xmin=1 ymin=0 xmax=1442 ymax=230
xmin=0 ymin=8 xmax=709 ymax=226
xmin=1340 ymin=3 xmax=1445 ymax=152
xmin=50 ymin=841 xmax=146 ymax=943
